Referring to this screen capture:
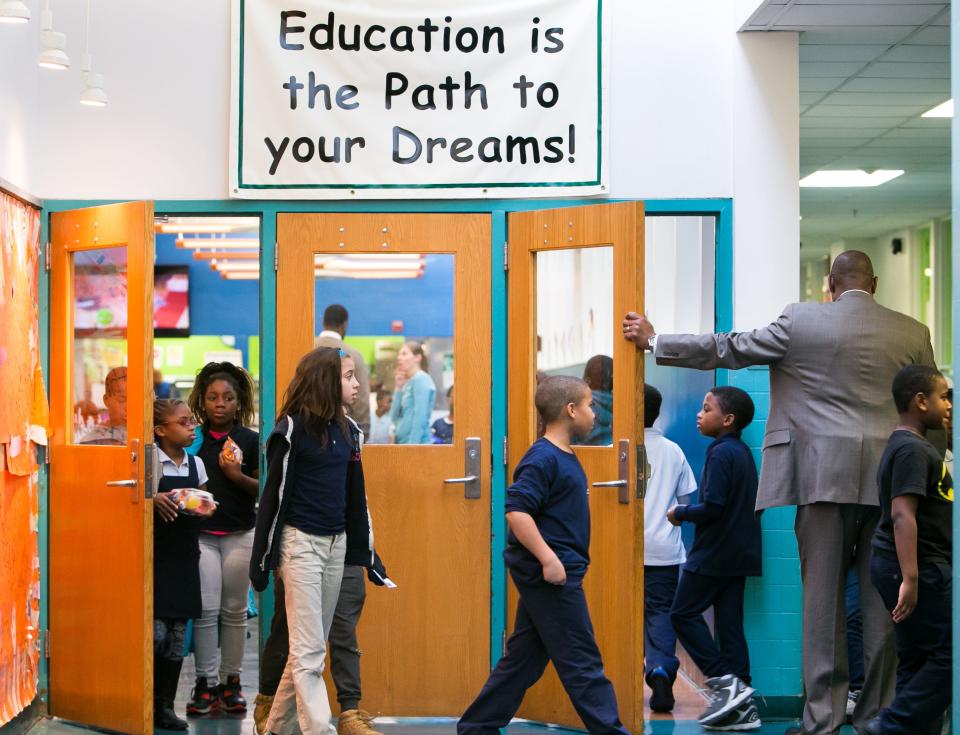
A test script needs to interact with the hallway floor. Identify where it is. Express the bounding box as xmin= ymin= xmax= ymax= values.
xmin=25 ymin=619 xmax=862 ymax=735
